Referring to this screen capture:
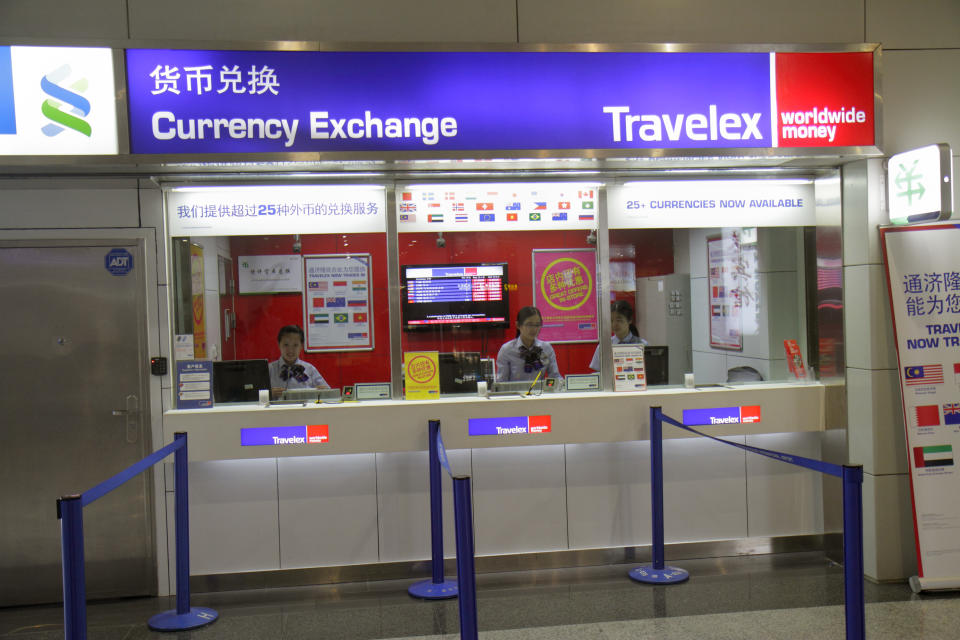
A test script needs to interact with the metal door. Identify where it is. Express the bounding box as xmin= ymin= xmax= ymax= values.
xmin=0 ymin=241 xmax=155 ymax=606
